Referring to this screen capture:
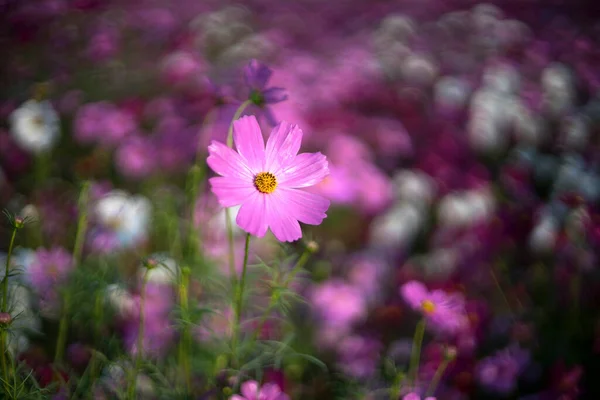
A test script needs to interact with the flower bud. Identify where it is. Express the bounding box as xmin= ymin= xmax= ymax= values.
xmin=0 ymin=312 xmax=12 ymax=327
